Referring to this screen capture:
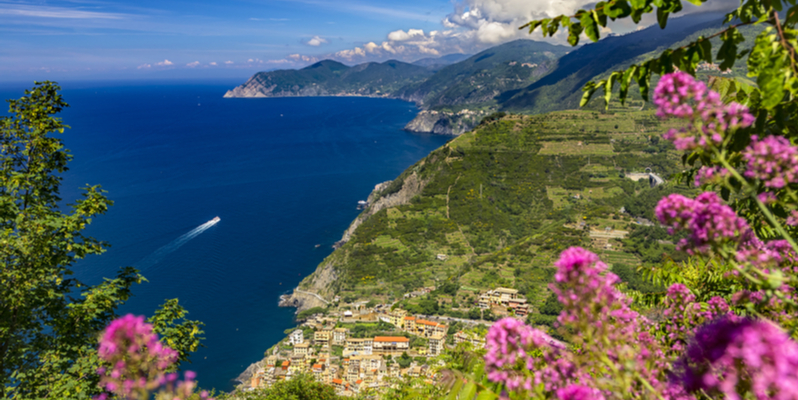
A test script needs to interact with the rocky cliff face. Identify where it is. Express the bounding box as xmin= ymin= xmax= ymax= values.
xmin=281 ymin=169 xmax=432 ymax=312
xmin=404 ymin=110 xmax=481 ymax=135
